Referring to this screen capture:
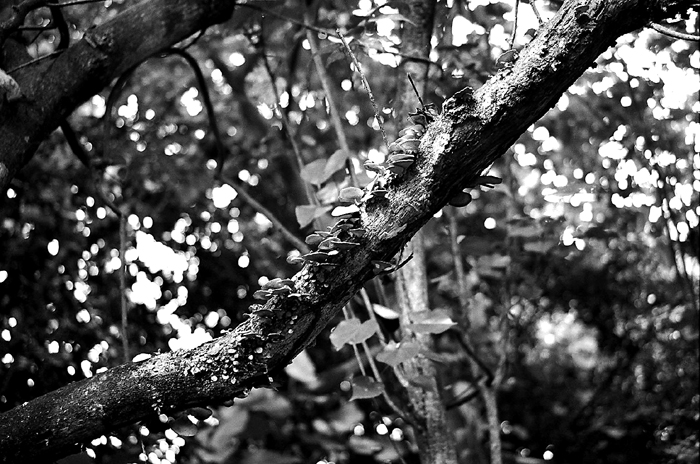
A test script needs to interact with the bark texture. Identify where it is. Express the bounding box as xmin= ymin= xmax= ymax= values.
xmin=0 ymin=0 xmax=686 ymax=462
xmin=392 ymin=0 xmax=459 ymax=463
